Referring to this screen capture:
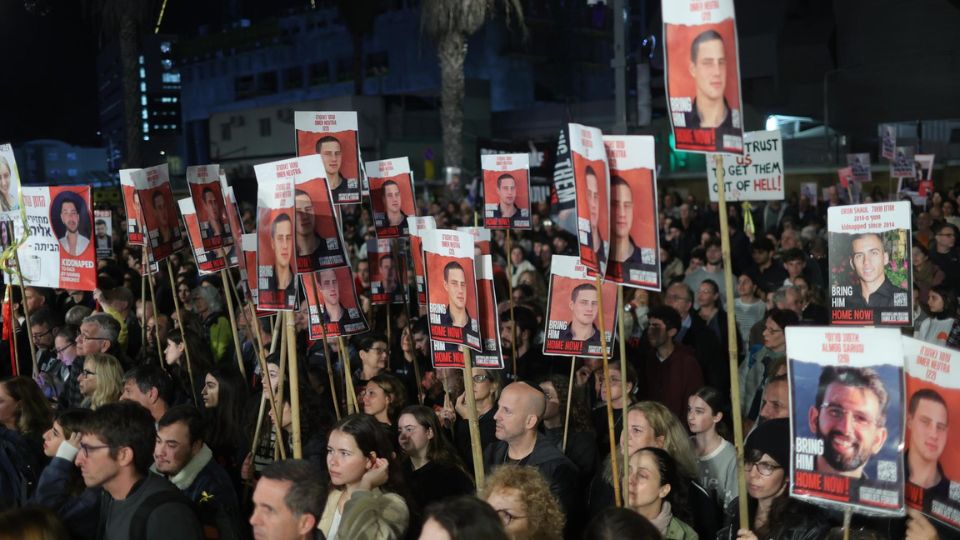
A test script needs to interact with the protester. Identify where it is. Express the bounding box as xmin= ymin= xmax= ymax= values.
xmin=446 ymin=368 xmax=501 ymax=473
xmin=362 ymin=372 xmax=407 ymax=435
xmin=249 ymin=459 xmax=327 ymax=540
xmin=397 ymin=405 xmax=474 ymax=510
xmin=687 ymin=386 xmax=736 ymax=508
xmin=592 ymin=360 xmax=636 ymax=458
xmin=164 ymin=327 xmax=212 ymax=404
xmin=0 ymin=505 xmax=71 ymax=540
xmin=636 ymin=306 xmax=703 ymax=421
xmin=480 ymin=464 xmax=565 ymax=540
xmin=538 ymin=373 xmax=596 ymax=479
xmin=78 ymin=353 xmax=123 ymax=410
xmin=915 ymin=284 xmax=960 ymax=347
xmin=120 ymin=364 xmax=173 ymax=422
xmin=192 ymin=286 xmax=233 ymax=363
xmin=201 ymin=365 xmax=251 ymax=488
xmin=32 ymin=408 xmax=96 ymax=540
xmin=583 ymin=506 xmax=664 ymax=540
xmin=420 ymin=496 xmax=509 ymax=540
xmin=739 ymin=309 xmax=798 ymax=424
xmin=733 ymin=272 xmax=766 ymax=349
xmin=624 ymin=447 xmax=697 ymax=539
